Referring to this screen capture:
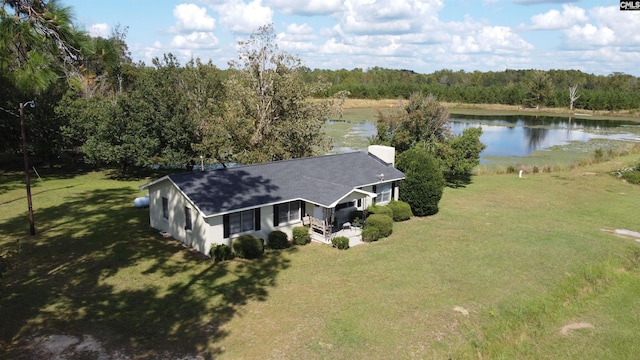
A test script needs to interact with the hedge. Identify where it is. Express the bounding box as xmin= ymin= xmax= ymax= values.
xmin=361 ymin=226 xmax=381 ymax=242
xmin=365 ymin=213 xmax=393 ymax=238
xmin=387 ymin=201 xmax=412 ymax=221
xmin=367 ymin=204 xmax=394 ymax=218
